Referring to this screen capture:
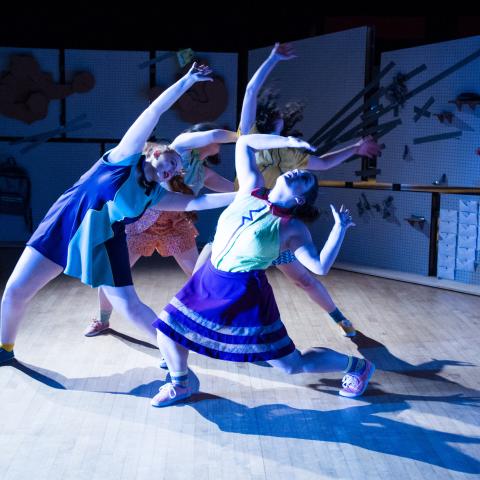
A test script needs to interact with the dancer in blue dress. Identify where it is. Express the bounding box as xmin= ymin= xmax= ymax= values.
xmin=0 ymin=63 xmax=235 ymax=364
